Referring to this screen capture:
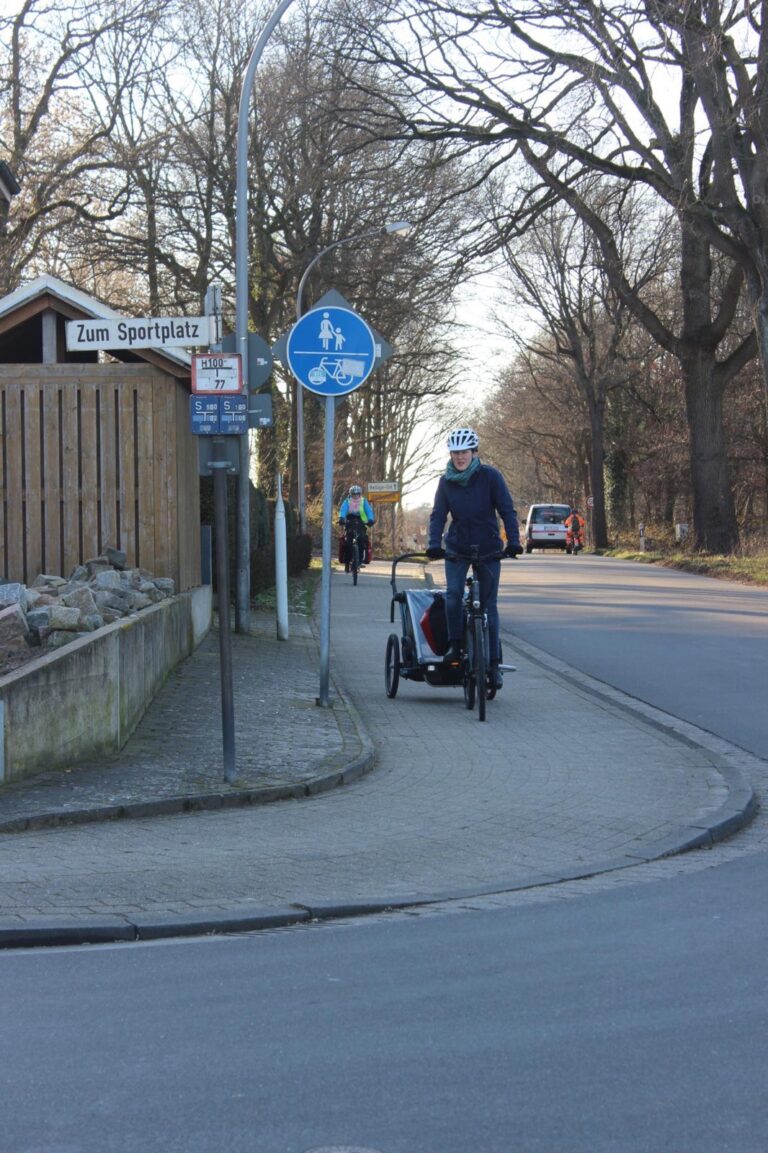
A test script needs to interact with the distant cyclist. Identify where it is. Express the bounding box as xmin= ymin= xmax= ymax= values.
xmin=565 ymin=507 xmax=586 ymax=551
xmin=426 ymin=427 xmax=522 ymax=689
xmin=338 ymin=484 xmax=375 ymax=569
